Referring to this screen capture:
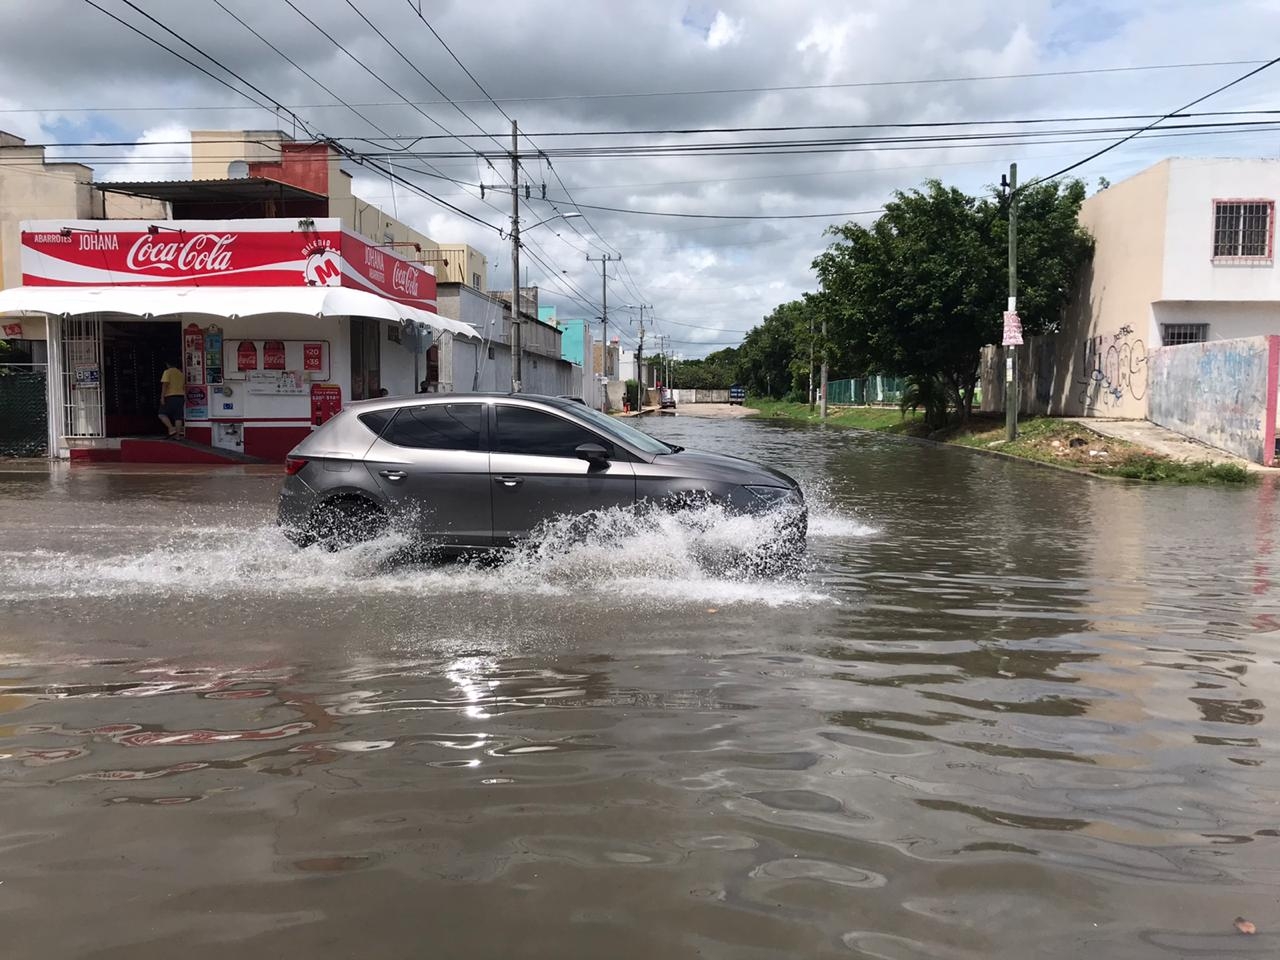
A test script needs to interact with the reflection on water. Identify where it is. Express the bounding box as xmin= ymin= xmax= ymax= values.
xmin=0 ymin=417 xmax=1278 ymax=958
